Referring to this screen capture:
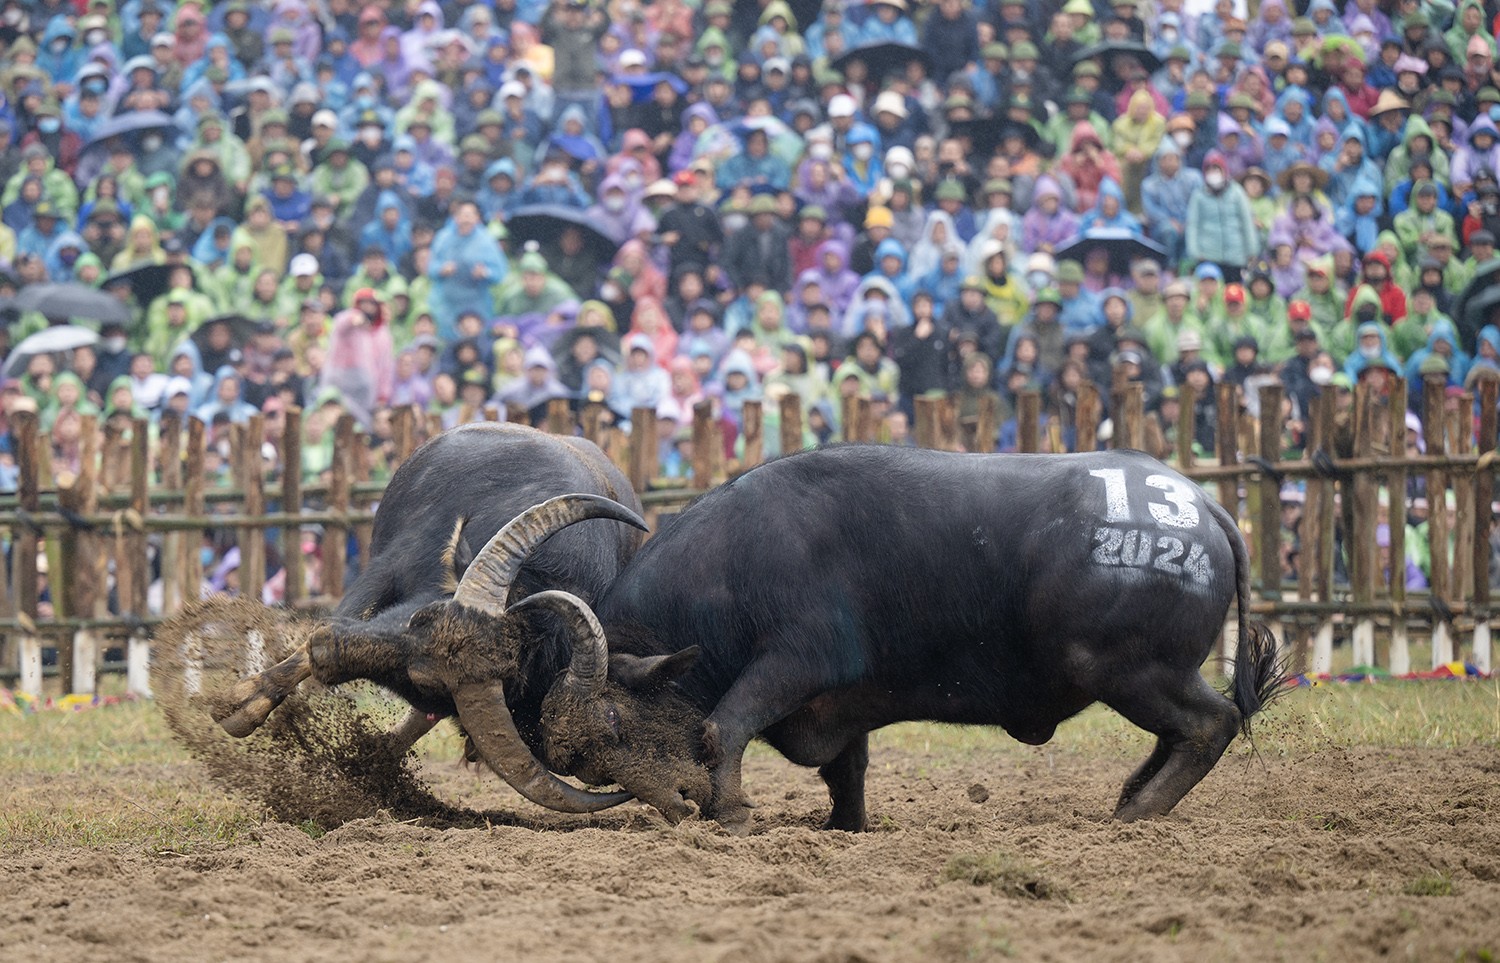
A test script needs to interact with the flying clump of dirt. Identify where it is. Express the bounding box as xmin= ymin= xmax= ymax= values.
xmin=154 ymin=597 xmax=477 ymax=829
